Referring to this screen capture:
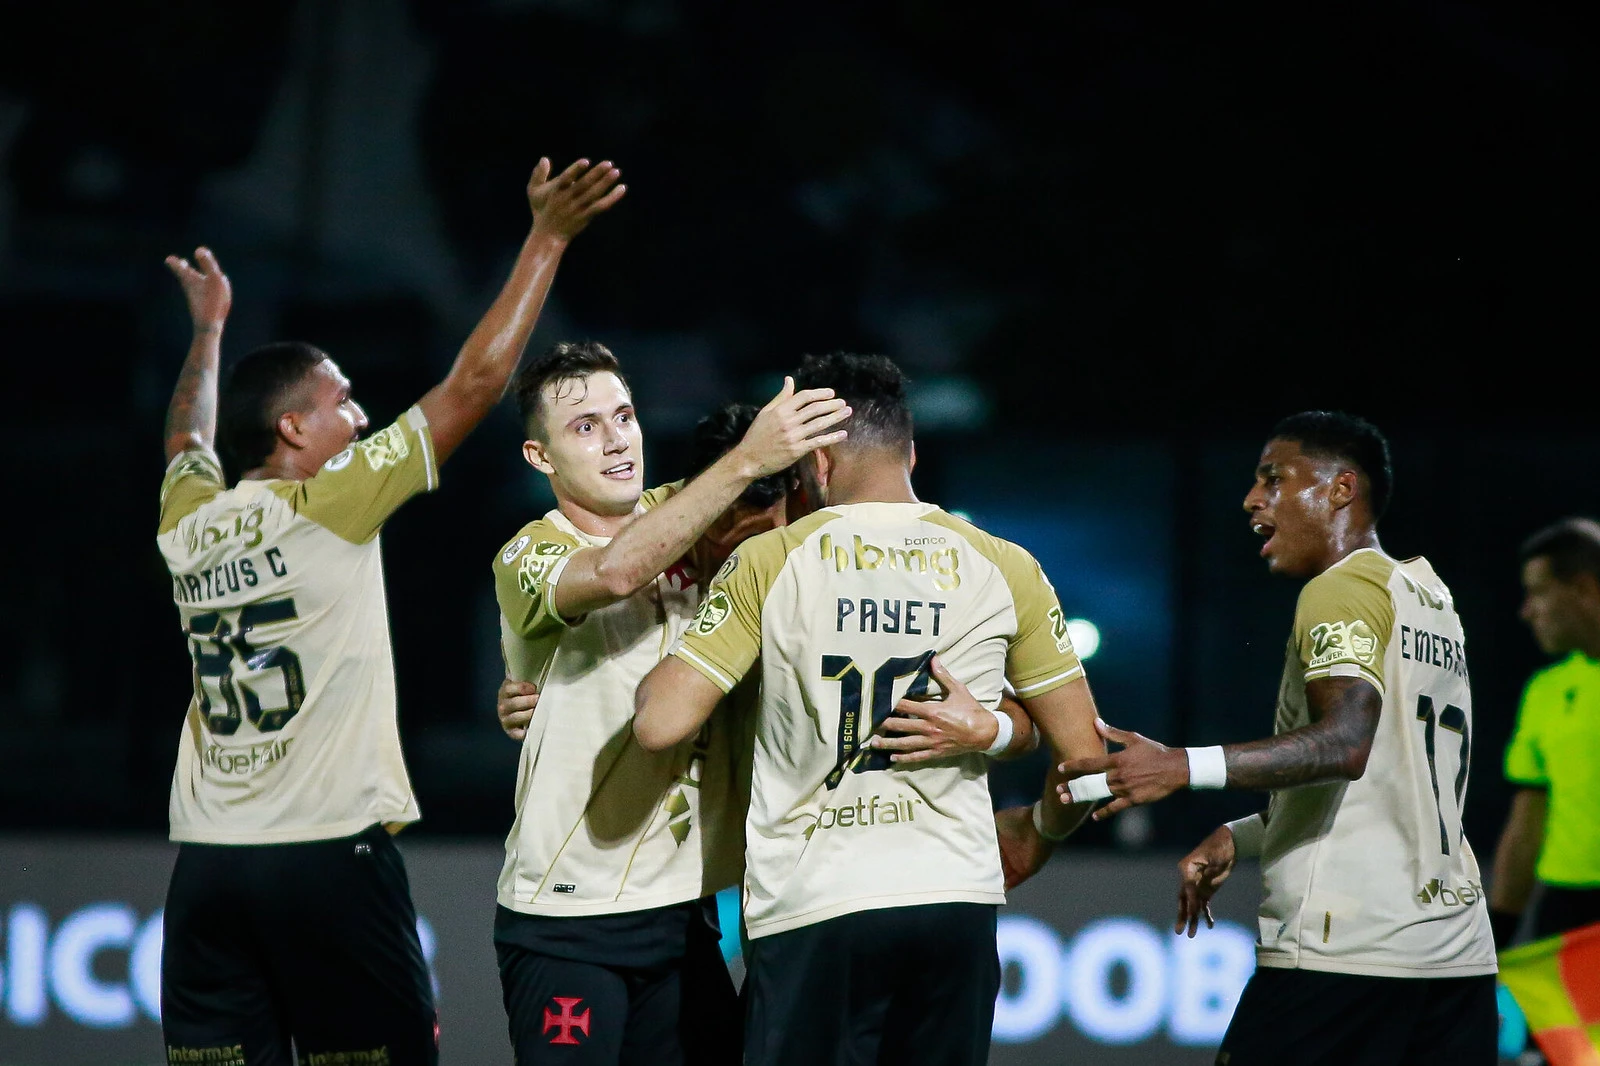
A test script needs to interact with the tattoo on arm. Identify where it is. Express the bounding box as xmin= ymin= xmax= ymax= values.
xmin=164 ymin=327 xmax=221 ymax=459
xmin=1223 ymin=677 xmax=1382 ymax=790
